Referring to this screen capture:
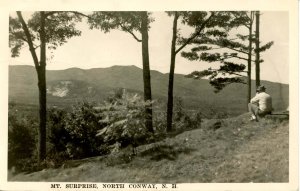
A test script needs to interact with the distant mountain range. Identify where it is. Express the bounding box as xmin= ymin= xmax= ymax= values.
xmin=9 ymin=65 xmax=289 ymax=116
